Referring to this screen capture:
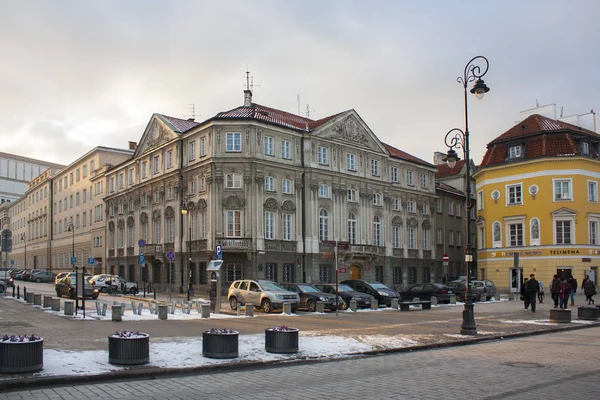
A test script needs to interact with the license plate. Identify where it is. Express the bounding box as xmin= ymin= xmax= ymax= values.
xmin=448 ymin=290 xmax=453 ymax=294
